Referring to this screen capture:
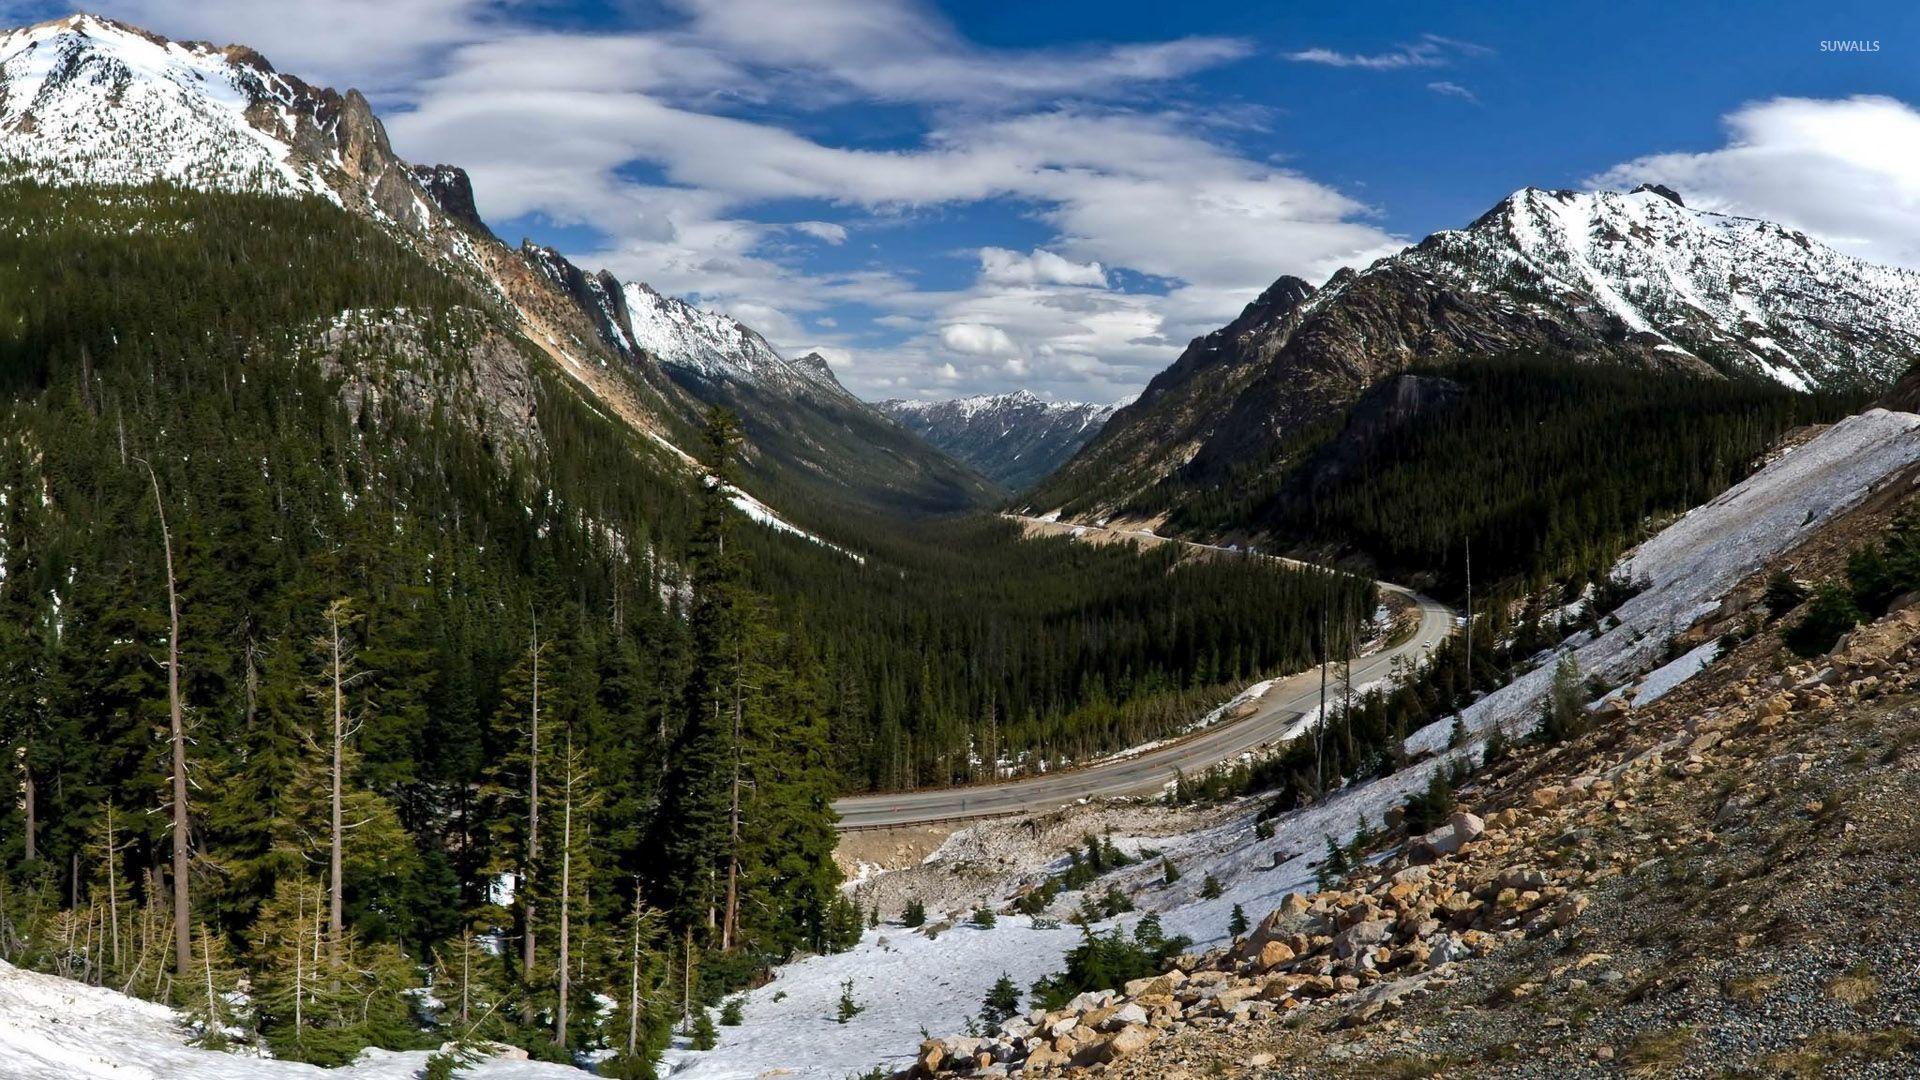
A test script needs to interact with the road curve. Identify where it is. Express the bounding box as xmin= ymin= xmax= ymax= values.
xmin=833 ymin=522 xmax=1455 ymax=830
